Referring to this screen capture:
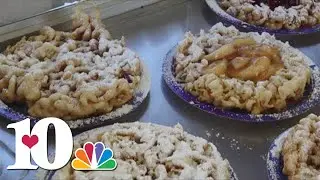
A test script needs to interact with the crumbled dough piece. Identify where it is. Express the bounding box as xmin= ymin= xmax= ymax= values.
xmin=0 ymin=8 xmax=141 ymax=120
xmin=174 ymin=23 xmax=311 ymax=114
xmin=282 ymin=114 xmax=320 ymax=180
xmin=52 ymin=122 xmax=231 ymax=180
